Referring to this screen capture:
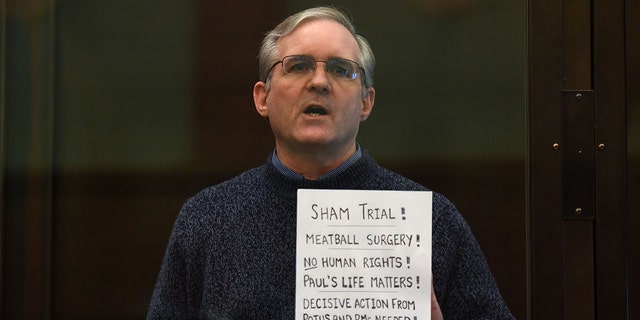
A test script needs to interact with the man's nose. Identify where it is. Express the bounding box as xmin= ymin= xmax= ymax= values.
xmin=308 ymin=62 xmax=331 ymax=92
